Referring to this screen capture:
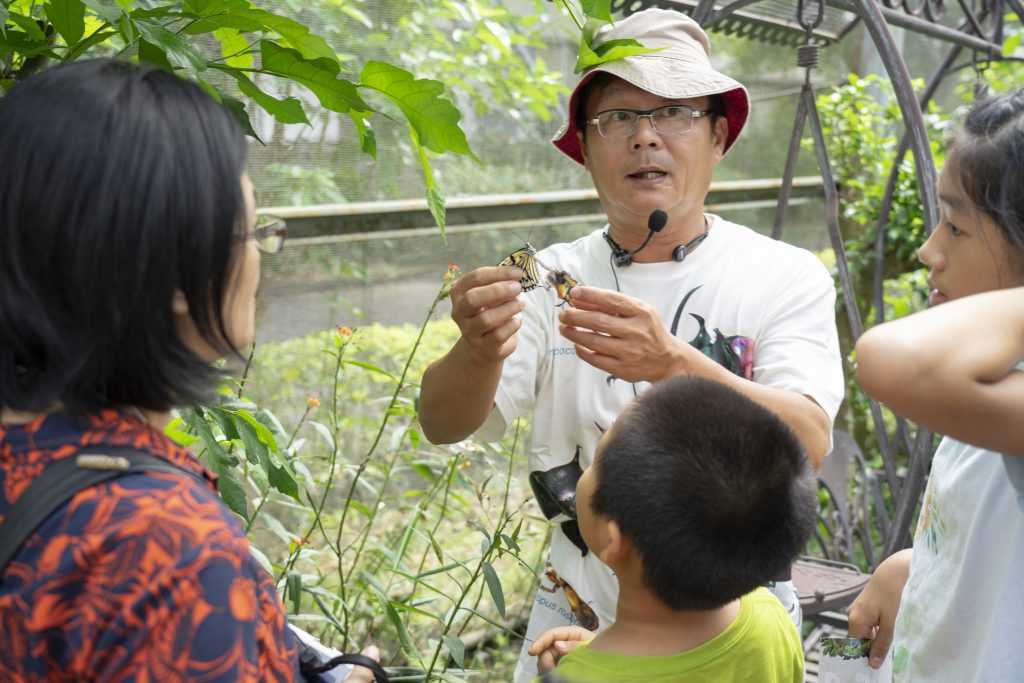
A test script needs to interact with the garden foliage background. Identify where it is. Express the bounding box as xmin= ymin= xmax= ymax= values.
xmin=3 ymin=0 xmax=1024 ymax=678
